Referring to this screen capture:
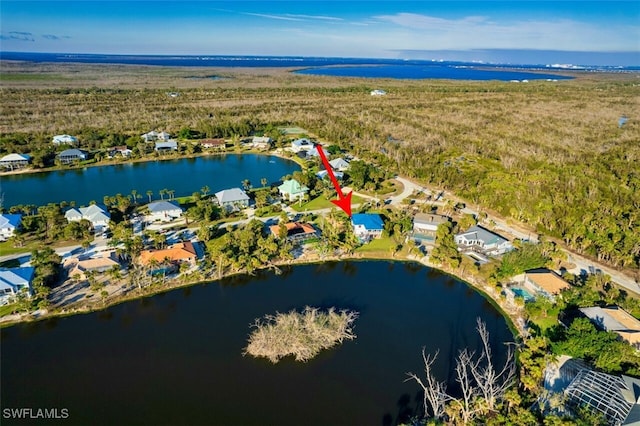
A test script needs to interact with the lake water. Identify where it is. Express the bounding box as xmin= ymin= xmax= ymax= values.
xmin=0 ymin=154 xmax=300 ymax=207
xmin=1 ymin=261 xmax=514 ymax=426
xmin=295 ymin=64 xmax=574 ymax=81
